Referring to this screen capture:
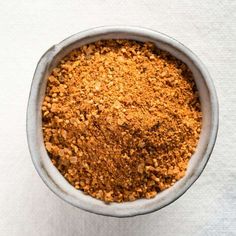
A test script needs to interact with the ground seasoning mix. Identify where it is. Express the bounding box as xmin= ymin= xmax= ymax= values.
xmin=42 ymin=40 xmax=201 ymax=202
